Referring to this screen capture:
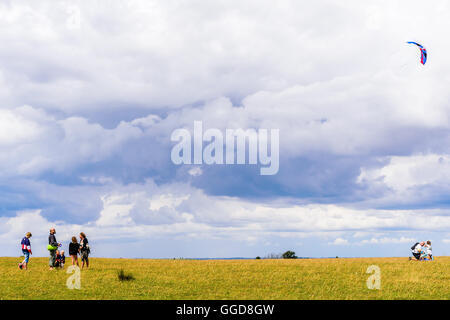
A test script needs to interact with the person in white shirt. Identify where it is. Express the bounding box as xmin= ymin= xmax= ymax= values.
xmin=410 ymin=241 xmax=425 ymax=261
xmin=424 ymin=240 xmax=433 ymax=260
